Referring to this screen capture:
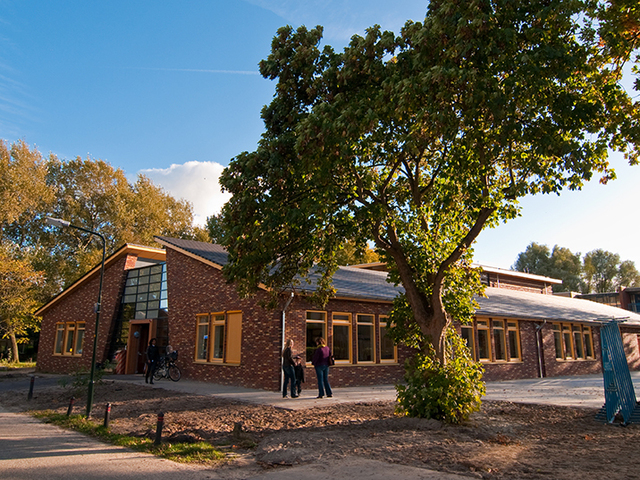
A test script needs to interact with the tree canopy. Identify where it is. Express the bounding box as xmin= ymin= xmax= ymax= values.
xmin=219 ymin=0 xmax=639 ymax=368
xmin=513 ymin=242 xmax=582 ymax=292
xmin=0 ymin=139 xmax=208 ymax=360
xmin=514 ymin=242 xmax=640 ymax=293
